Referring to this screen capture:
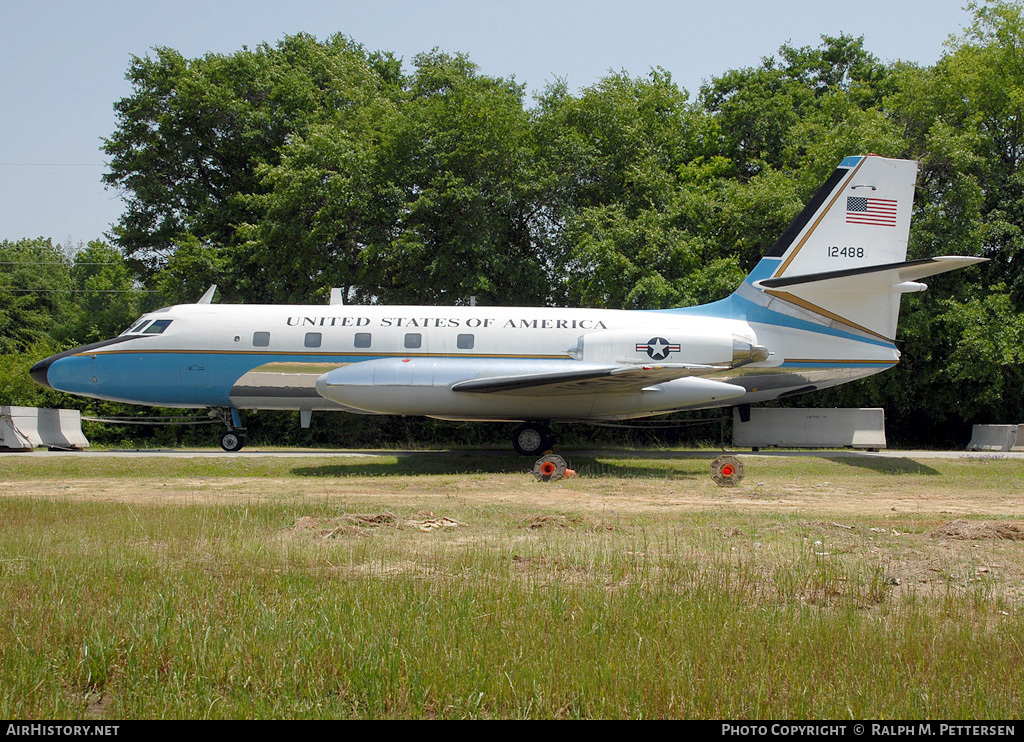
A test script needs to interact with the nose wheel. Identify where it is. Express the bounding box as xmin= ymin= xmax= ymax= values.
xmin=219 ymin=430 xmax=246 ymax=452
